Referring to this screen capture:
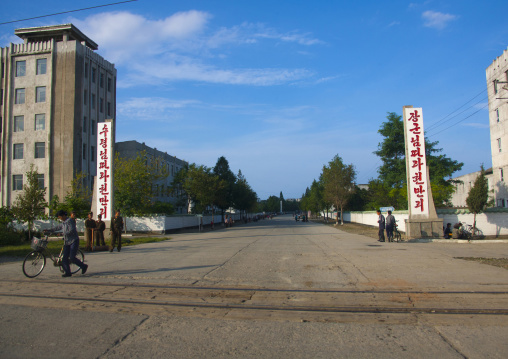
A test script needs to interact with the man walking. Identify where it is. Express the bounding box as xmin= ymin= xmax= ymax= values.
xmin=46 ymin=210 xmax=88 ymax=277
xmin=377 ymin=209 xmax=385 ymax=242
xmin=110 ymin=210 xmax=124 ymax=252
xmin=385 ymin=210 xmax=396 ymax=242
